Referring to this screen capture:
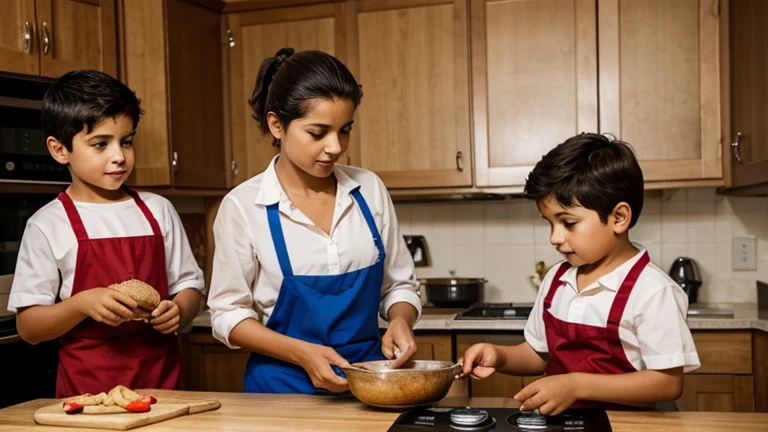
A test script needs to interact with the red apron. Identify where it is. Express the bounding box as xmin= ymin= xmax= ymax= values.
xmin=543 ymin=251 xmax=650 ymax=410
xmin=55 ymin=188 xmax=181 ymax=398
